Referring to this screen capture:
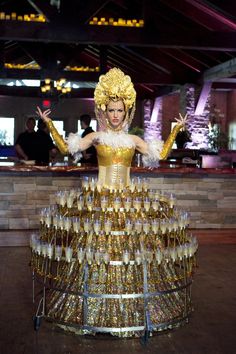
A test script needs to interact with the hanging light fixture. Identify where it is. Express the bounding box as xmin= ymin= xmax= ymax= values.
xmin=40 ymin=78 xmax=71 ymax=95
